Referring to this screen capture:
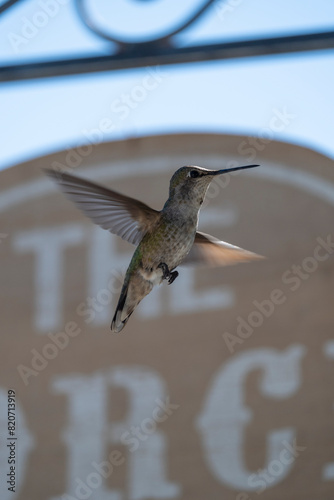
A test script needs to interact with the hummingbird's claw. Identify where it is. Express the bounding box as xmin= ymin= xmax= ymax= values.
xmin=167 ymin=270 xmax=179 ymax=285
xmin=158 ymin=262 xmax=169 ymax=279
xmin=158 ymin=262 xmax=179 ymax=285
